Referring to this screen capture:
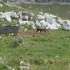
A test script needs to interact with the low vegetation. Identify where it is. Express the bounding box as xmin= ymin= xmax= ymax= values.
xmin=0 ymin=2 xmax=70 ymax=70
xmin=20 ymin=3 xmax=70 ymax=19
xmin=0 ymin=30 xmax=70 ymax=70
